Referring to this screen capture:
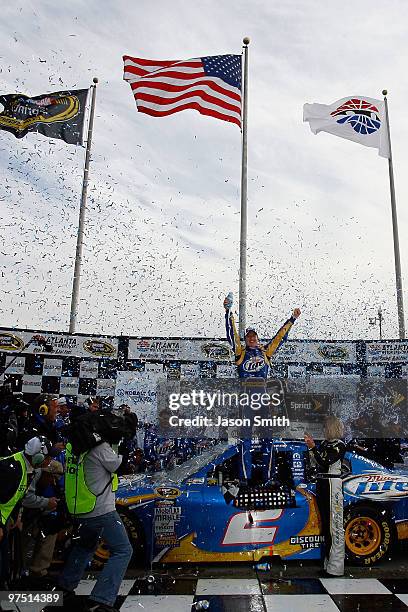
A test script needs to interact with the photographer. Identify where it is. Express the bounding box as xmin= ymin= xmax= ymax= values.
xmin=50 ymin=411 xmax=136 ymax=612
